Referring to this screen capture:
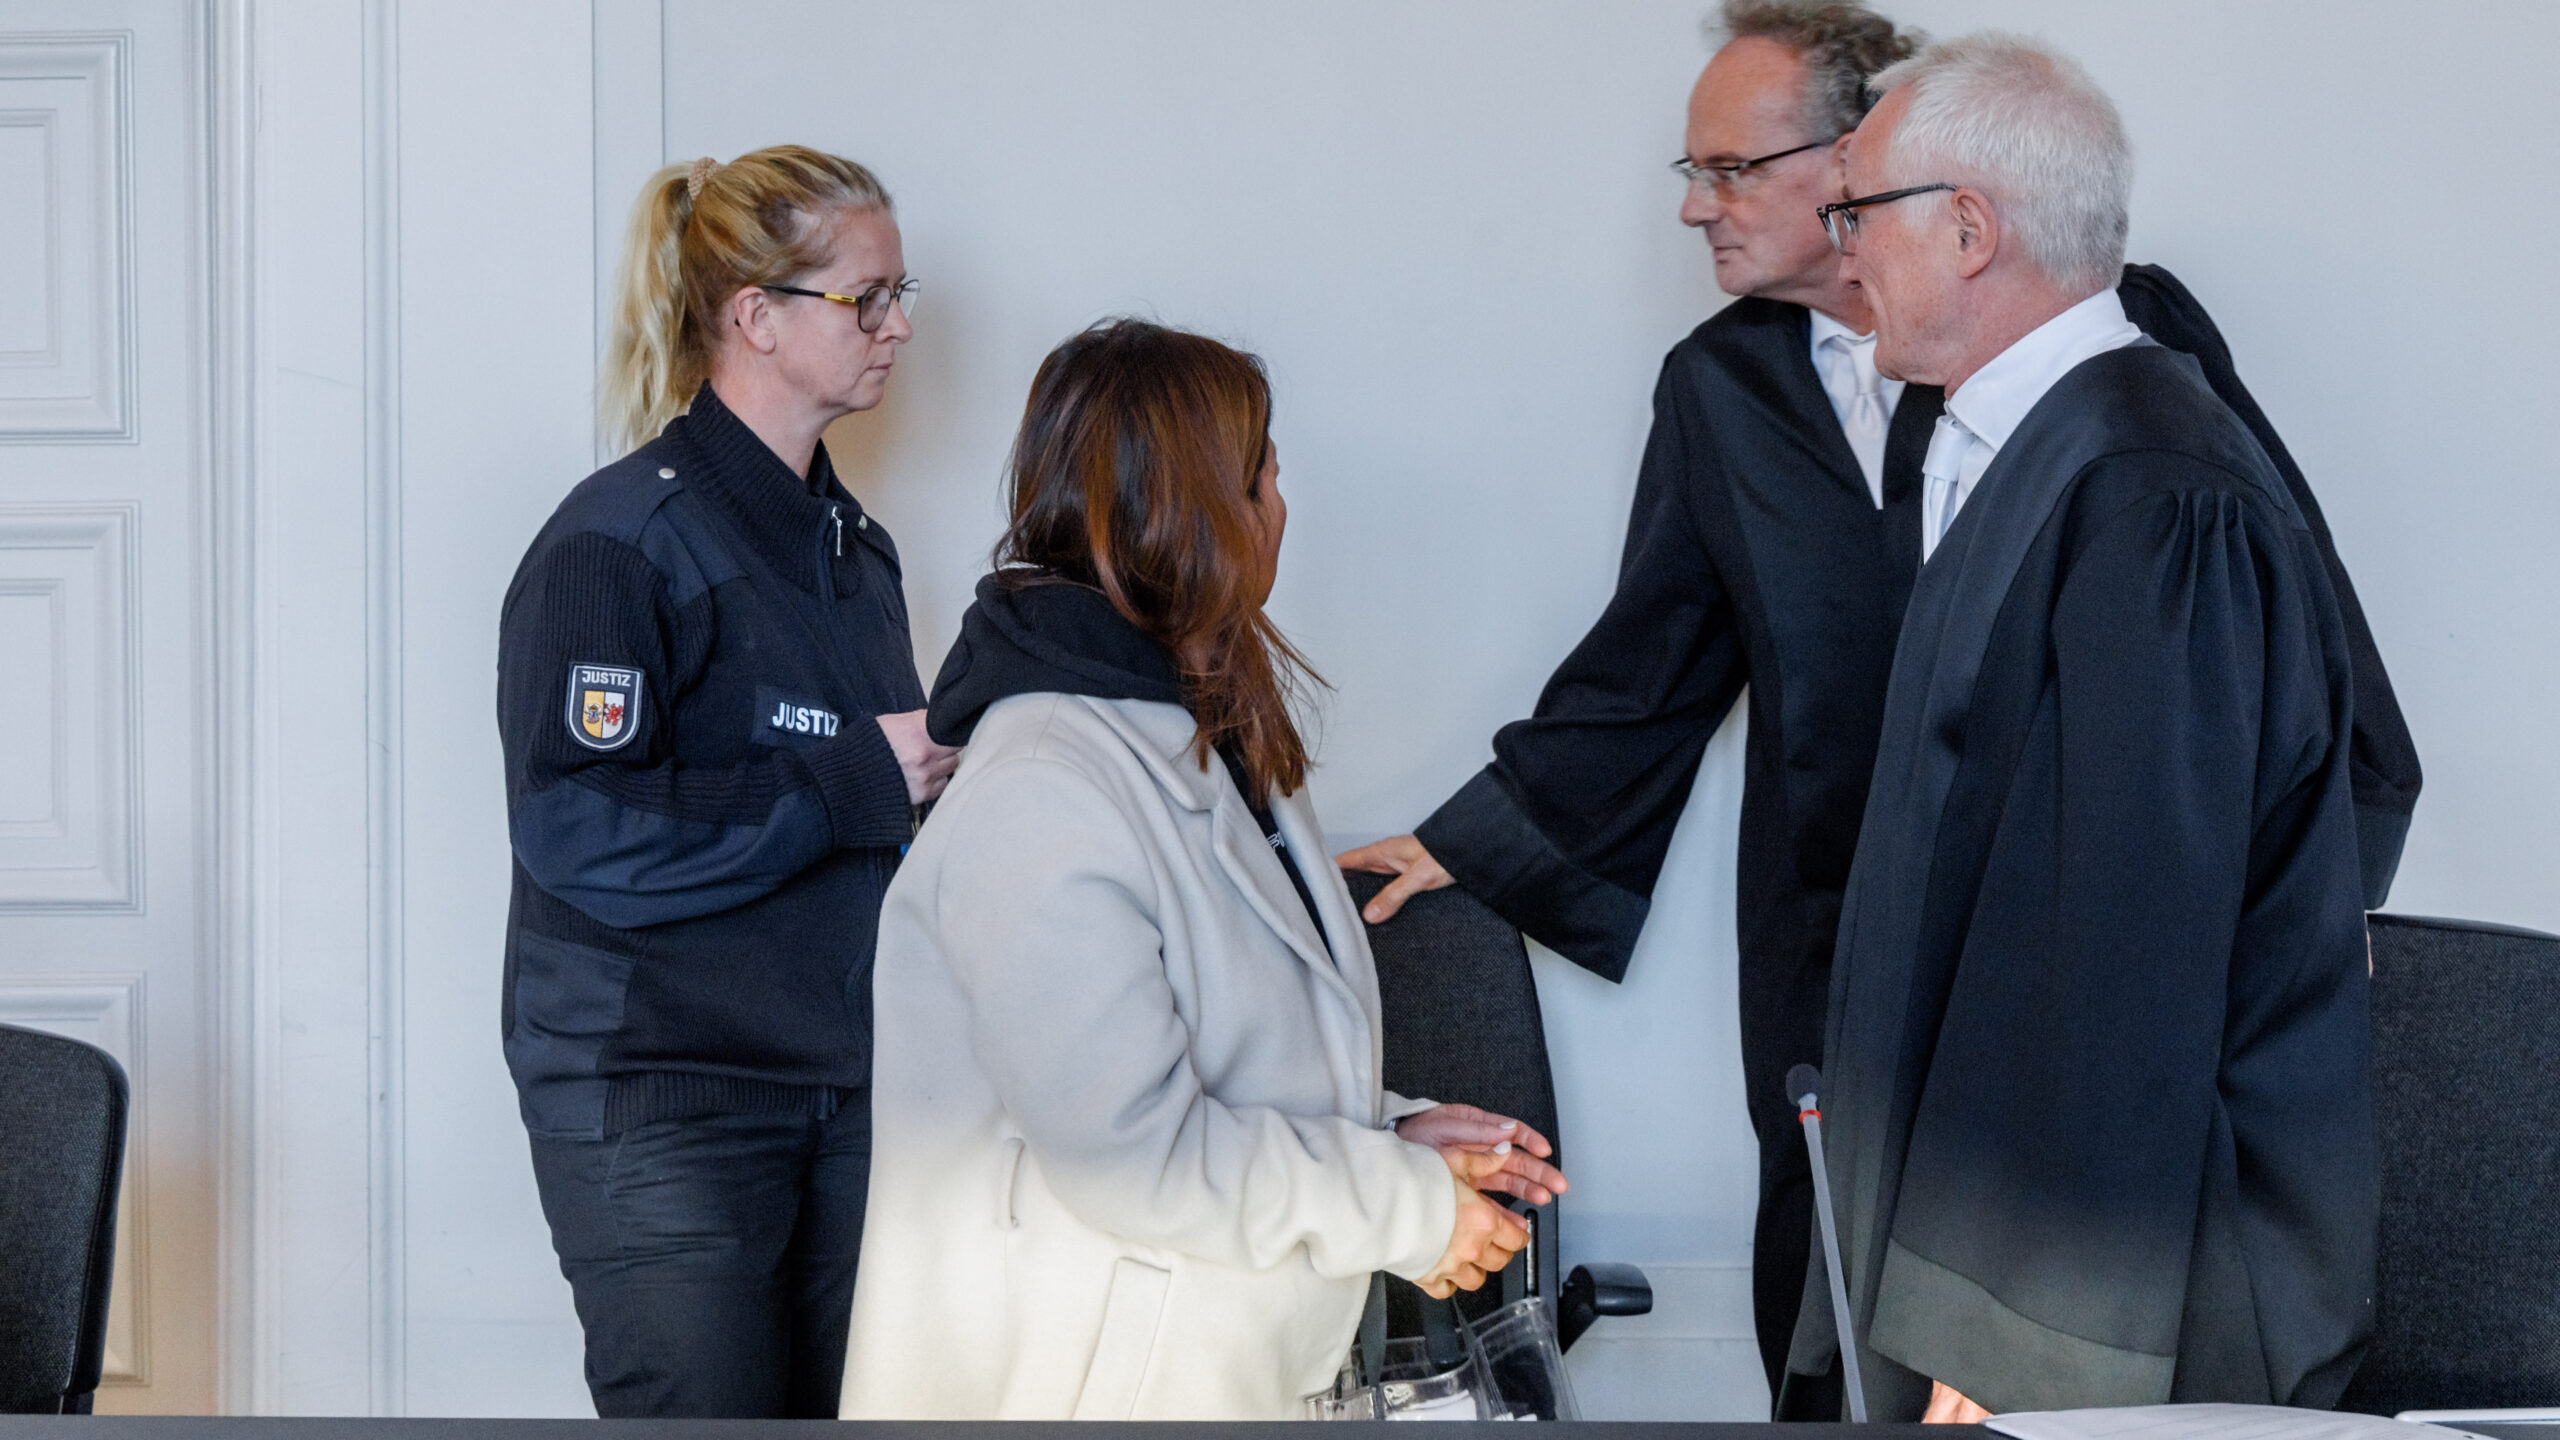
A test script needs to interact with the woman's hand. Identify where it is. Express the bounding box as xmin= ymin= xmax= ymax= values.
xmin=1414 ymin=1175 xmax=1531 ymax=1299
xmin=876 ymin=709 xmax=961 ymax=804
xmin=1922 ymin=1380 xmax=1990 ymax=1424
xmin=1397 ymin=1104 xmax=1567 ymax=1205
xmin=1335 ymin=834 xmax=1453 ymax=923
